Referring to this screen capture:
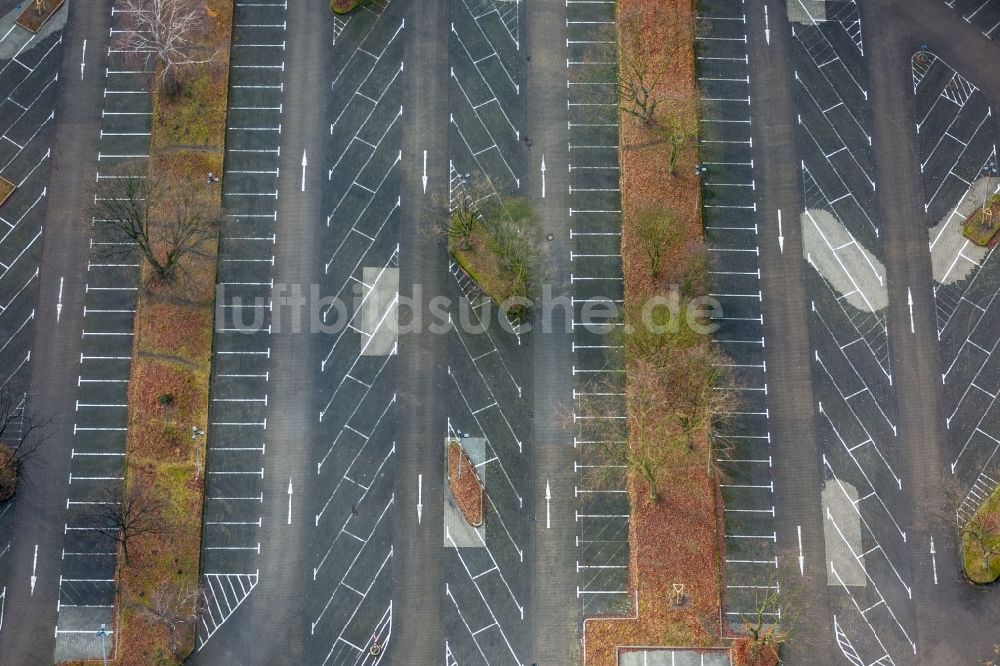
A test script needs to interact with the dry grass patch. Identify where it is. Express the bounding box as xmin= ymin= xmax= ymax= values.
xmin=135 ymin=301 xmax=213 ymax=362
